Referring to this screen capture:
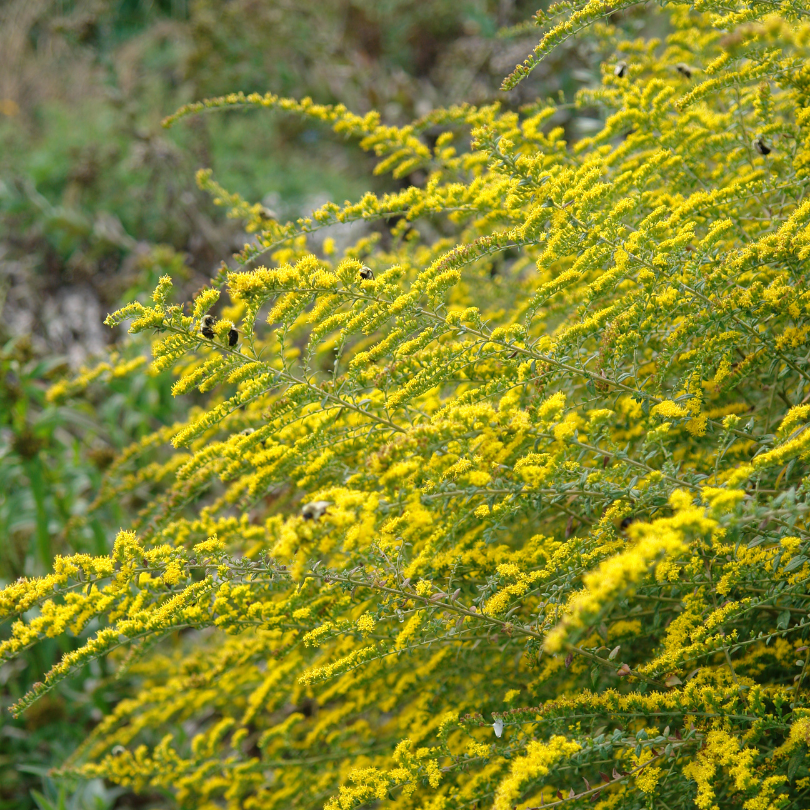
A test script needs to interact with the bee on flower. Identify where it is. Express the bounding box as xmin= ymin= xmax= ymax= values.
xmin=200 ymin=314 xmax=215 ymax=340
xmin=239 ymin=427 xmax=266 ymax=447
xmin=301 ymin=500 xmax=332 ymax=521
xmin=753 ymin=137 xmax=771 ymax=156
